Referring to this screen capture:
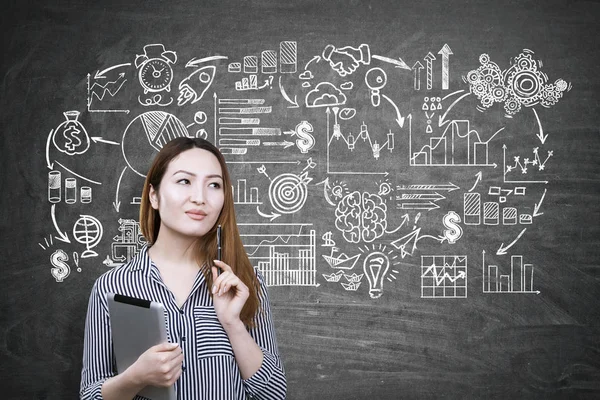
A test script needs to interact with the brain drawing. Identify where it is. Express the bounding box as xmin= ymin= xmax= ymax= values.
xmin=335 ymin=191 xmax=387 ymax=243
